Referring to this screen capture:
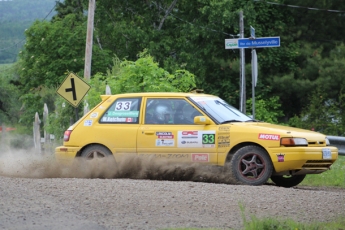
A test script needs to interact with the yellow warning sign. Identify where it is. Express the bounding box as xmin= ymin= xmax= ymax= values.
xmin=56 ymin=72 xmax=91 ymax=108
